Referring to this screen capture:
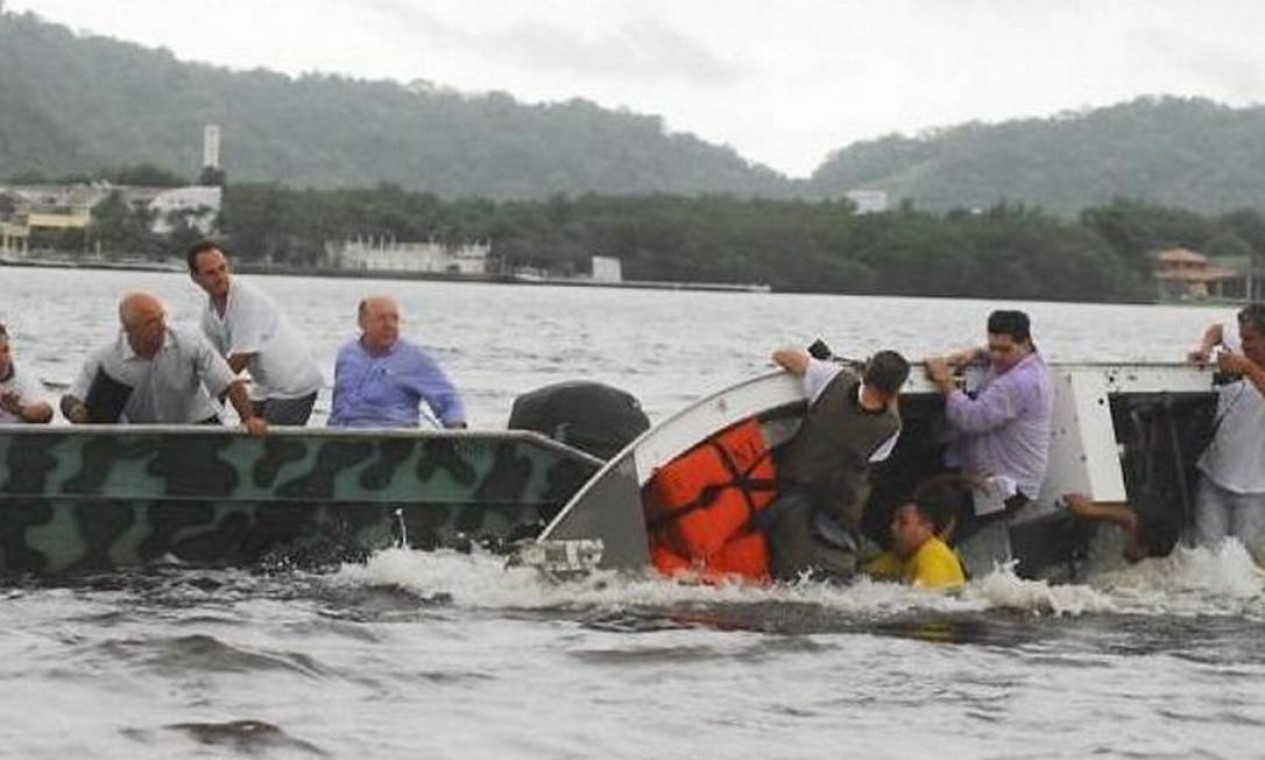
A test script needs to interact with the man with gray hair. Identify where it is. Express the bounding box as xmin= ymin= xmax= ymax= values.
xmin=328 ymin=295 xmax=466 ymax=429
xmin=1187 ymin=303 xmax=1265 ymax=562
xmin=61 ymin=291 xmax=266 ymax=435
